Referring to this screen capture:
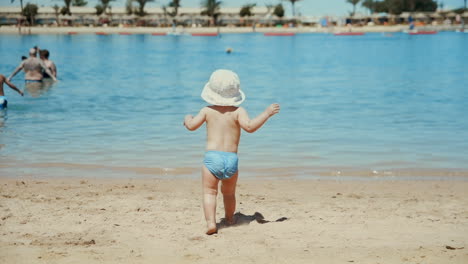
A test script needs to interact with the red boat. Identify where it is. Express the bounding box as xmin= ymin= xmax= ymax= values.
xmin=68 ymin=32 xmax=78 ymax=35
xmin=408 ymin=31 xmax=437 ymax=35
xmin=95 ymin=32 xmax=108 ymax=35
xmin=151 ymin=32 xmax=167 ymax=36
xmin=333 ymin=32 xmax=365 ymax=36
xmin=191 ymin=33 xmax=218 ymax=36
xmin=264 ymin=32 xmax=295 ymax=36
xmin=119 ymin=32 xmax=132 ymax=35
